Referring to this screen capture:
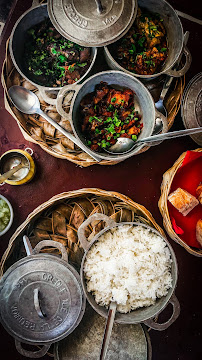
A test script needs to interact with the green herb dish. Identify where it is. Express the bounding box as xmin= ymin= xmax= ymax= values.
xmin=0 ymin=195 xmax=13 ymax=236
